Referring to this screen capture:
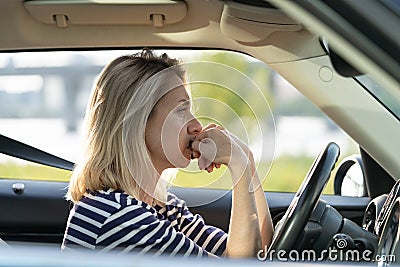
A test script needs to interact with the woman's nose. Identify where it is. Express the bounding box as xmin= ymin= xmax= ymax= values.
xmin=187 ymin=116 xmax=202 ymax=135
